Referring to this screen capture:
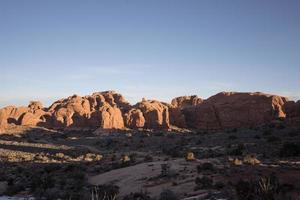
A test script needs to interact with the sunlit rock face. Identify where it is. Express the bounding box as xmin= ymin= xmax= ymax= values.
xmin=0 ymin=101 xmax=48 ymax=128
xmin=134 ymin=100 xmax=170 ymax=129
xmin=0 ymin=91 xmax=299 ymax=131
xmin=171 ymin=95 xmax=203 ymax=108
xmin=124 ymin=108 xmax=145 ymax=129
xmin=47 ymin=91 xmax=127 ymax=129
